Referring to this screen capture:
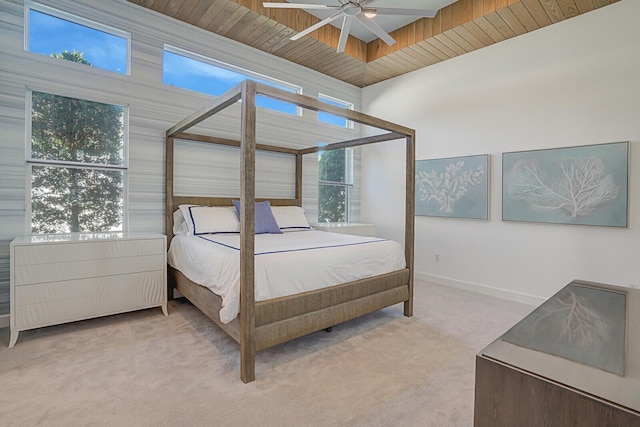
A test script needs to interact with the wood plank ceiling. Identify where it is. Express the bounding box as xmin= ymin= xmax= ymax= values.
xmin=127 ymin=0 xmax=620 ymax=87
